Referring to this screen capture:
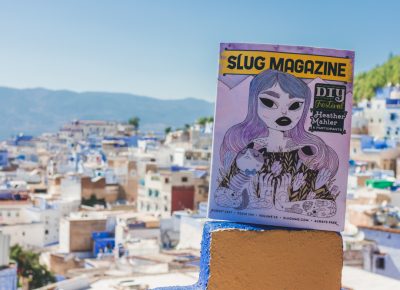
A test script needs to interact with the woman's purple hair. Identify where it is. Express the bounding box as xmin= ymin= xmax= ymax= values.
xmin=220 ymin=69 xmax=339 ymax=176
